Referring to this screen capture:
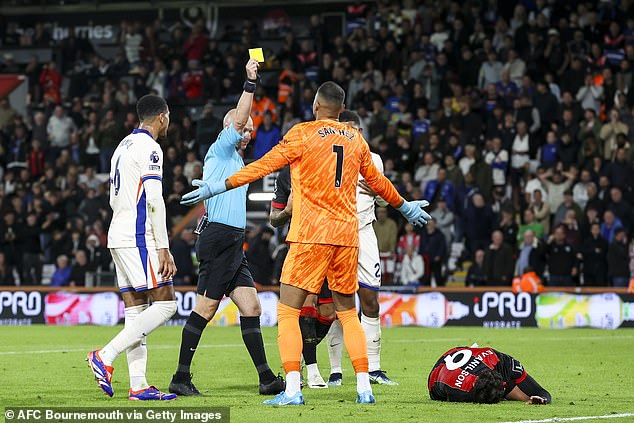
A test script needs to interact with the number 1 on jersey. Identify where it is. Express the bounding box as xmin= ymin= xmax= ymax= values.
xmin=332 ymin=144 xmax=344 ymax=188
